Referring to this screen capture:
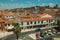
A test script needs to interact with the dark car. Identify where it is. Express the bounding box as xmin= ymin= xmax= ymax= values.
xmin=51 ymin=29 xmax=57 ymax=34
xmin=54 ymin=27 xmax=60 ymax=32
